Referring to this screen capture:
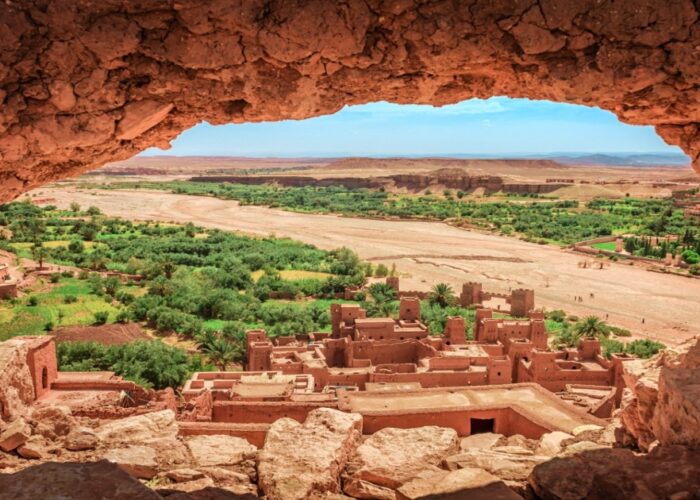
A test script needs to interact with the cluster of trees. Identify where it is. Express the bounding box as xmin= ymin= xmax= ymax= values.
xmin=86 ymin=181 xmax=698 ymax=246
xmin=548 ymin=314 xmax=664 ymax=359
xmin=56 ymin=340 xmax=208 ymax=389
xmin=623 ymin=229 xmax=700 ymax=262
